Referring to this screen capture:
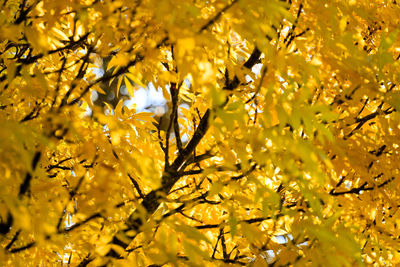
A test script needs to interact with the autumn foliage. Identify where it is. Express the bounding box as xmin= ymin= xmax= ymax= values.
xmin=1 ymin=0 xmax=400 ymax=266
